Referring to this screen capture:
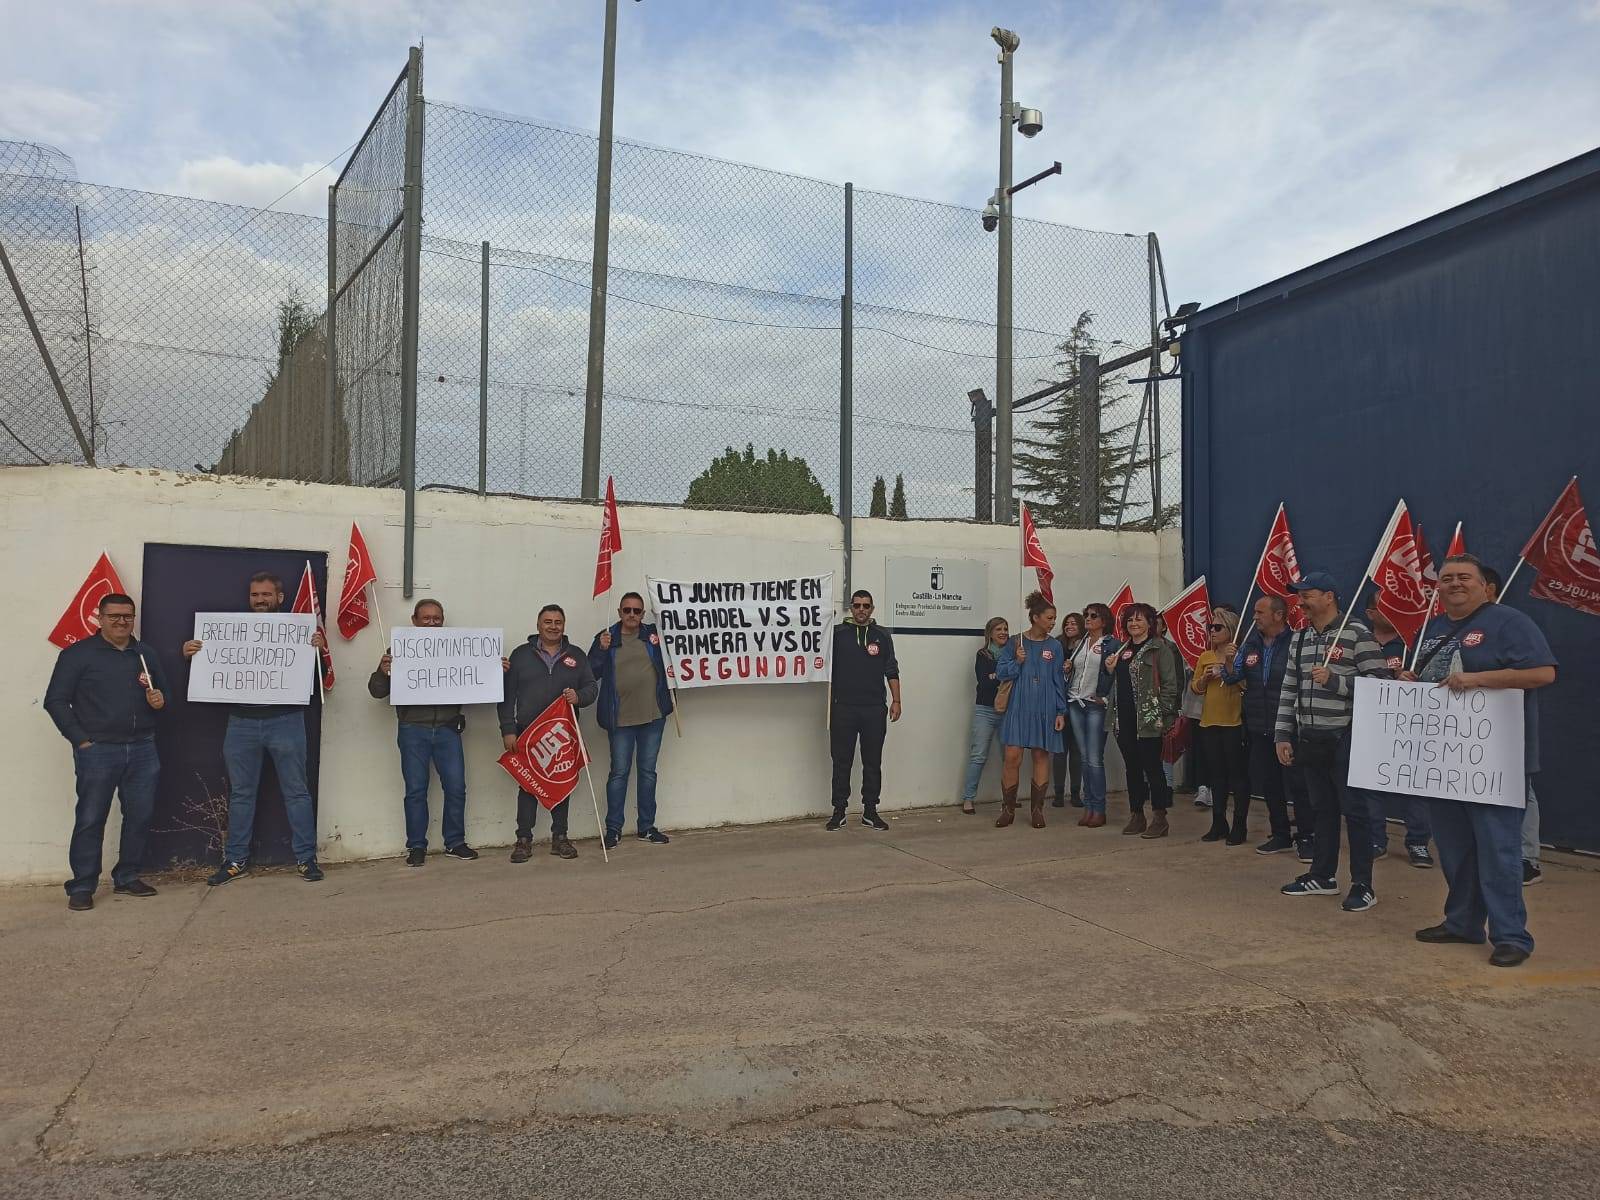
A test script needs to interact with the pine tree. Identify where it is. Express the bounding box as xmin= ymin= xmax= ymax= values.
xmin=869 ymin=476 xmax=888 ymax=517
xmin=1013 ymin=310 xmax=1174 ymax=530
xmin=686 ymin=444 xmax=833 ymax=514
xmin=890 ymin=473 xmax=908 ymax=519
